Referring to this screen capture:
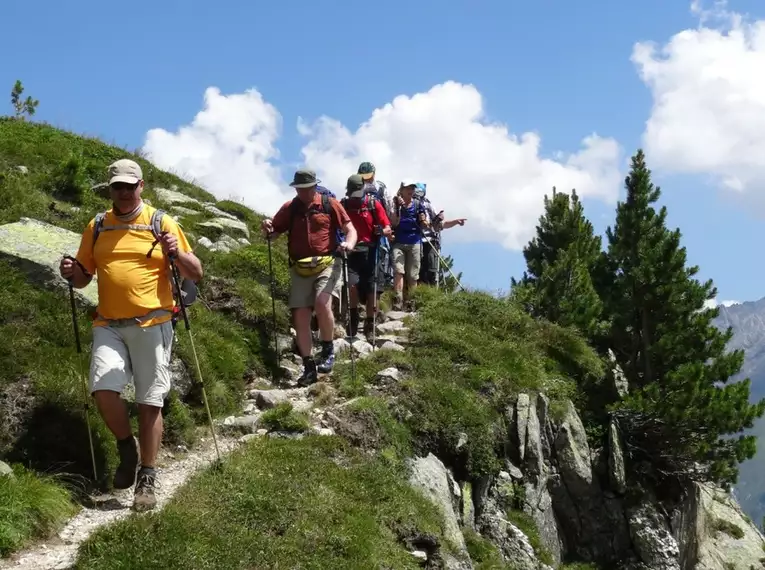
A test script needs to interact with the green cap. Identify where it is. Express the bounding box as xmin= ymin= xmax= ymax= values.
xmin=357 ymin=161 xmax=375 ymax=180
xmin=346 ymin=174 xmax=365 ymax=195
